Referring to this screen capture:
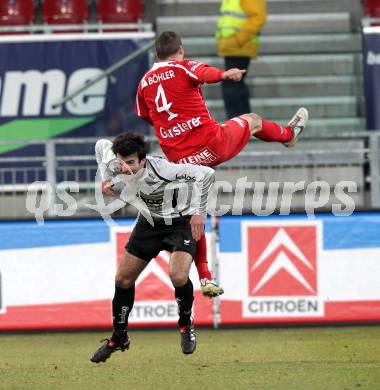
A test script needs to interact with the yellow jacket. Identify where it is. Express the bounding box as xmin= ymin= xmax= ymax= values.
xmin=216 ymin=0 xmax=267 ymax=58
